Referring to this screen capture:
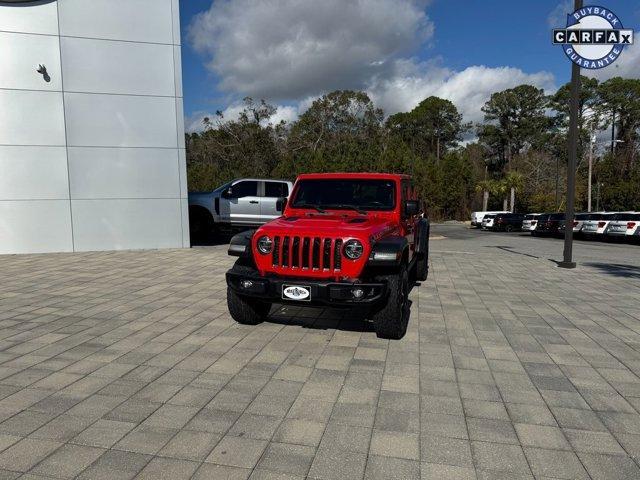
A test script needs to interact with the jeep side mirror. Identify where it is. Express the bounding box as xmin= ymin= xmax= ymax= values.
xmin=276 ymin=197 xmax=287 ymax=213
xmin=404 ymin=200 xmax=419 ymax=217
xmin=223 ymin=187 xmax=233 ymax=198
